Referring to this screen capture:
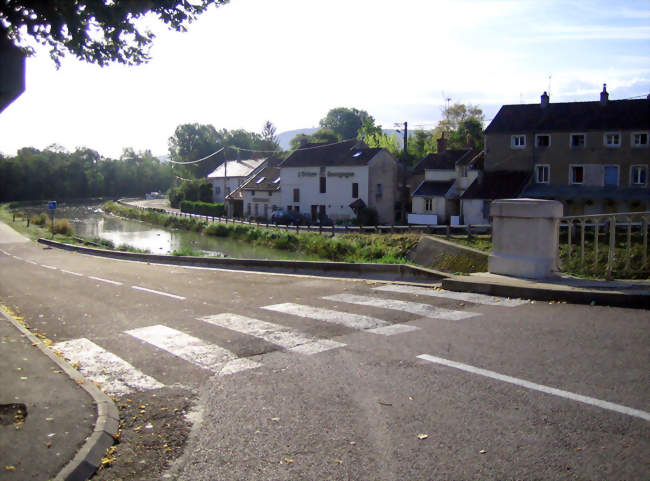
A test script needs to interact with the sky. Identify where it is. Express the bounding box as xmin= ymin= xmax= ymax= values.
xmin=1 ymin=0 xmax=649 ymax=159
